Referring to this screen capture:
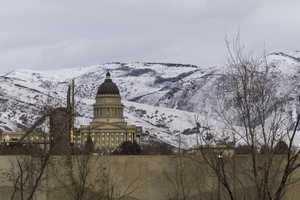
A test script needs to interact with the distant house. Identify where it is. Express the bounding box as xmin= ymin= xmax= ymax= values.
xmin=185 ymin=144 xmax=235 ymax=158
